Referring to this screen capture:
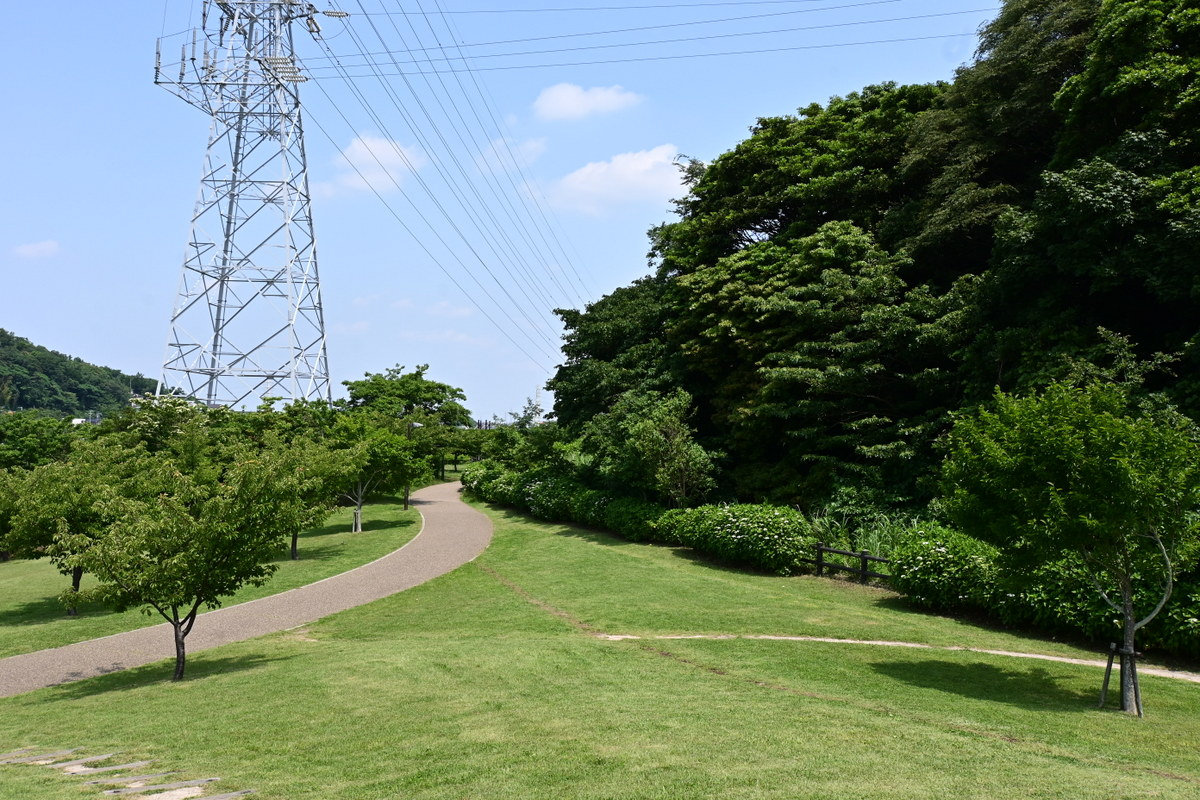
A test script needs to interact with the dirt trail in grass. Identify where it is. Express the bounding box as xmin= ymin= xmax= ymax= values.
xmin=478 ymin=565 xmax=1200 ymax=685
xmin=0 ymin=482 xmax=491 ymax=698
xmin=594 ymin=633 xmax=1200 ymax=684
